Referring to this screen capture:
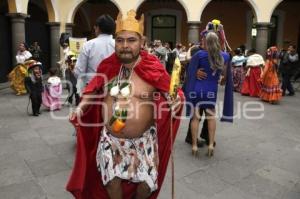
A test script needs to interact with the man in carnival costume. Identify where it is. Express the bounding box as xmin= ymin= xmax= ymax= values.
xmin=66 ymin=10 xmax=183 ymax=199
xmin=24 ymin=61 xmax=43 ymax=116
